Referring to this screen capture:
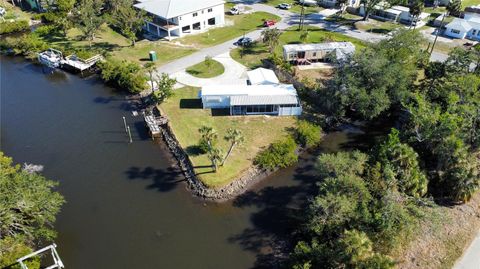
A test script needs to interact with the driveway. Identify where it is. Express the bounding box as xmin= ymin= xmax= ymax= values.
xmin=453 ymin=231 xmax=480 ymax=269
xmin=171 ymin=52 xmax=248 ymax=87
